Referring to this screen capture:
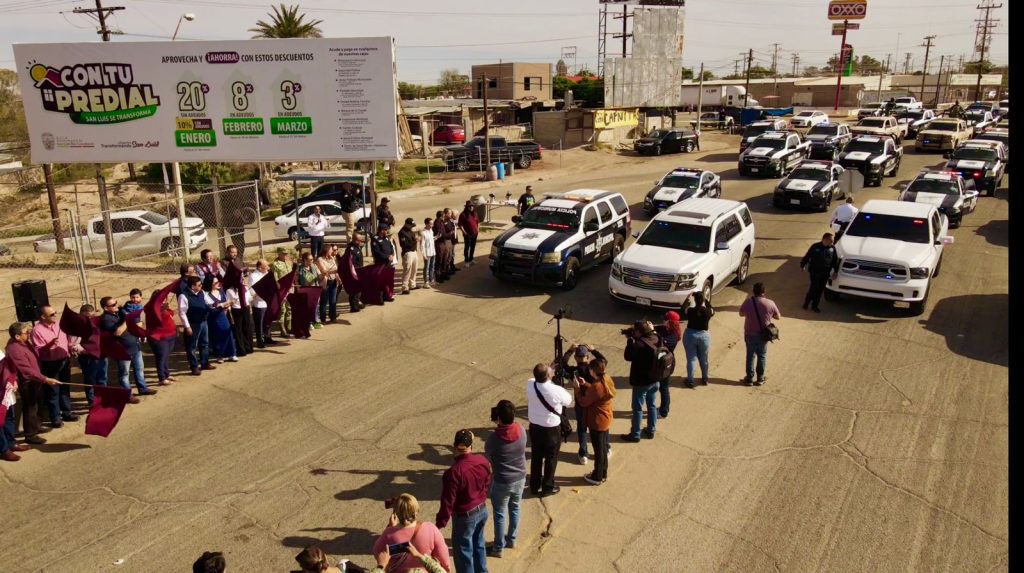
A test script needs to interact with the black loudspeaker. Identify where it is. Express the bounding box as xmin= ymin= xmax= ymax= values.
xmin=12 ymin=280 xmax=49 ymax=322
